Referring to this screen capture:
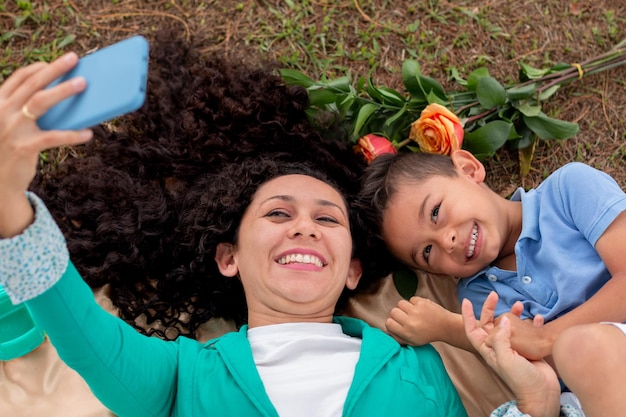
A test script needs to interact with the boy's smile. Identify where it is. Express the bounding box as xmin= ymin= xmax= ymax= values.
xmin=467 ymin=223 xmax=479 ymax=259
